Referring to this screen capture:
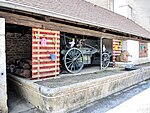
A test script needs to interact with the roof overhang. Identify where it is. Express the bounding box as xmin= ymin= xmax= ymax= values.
xmin=0 ymin=0 xmax=150 ymax=41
